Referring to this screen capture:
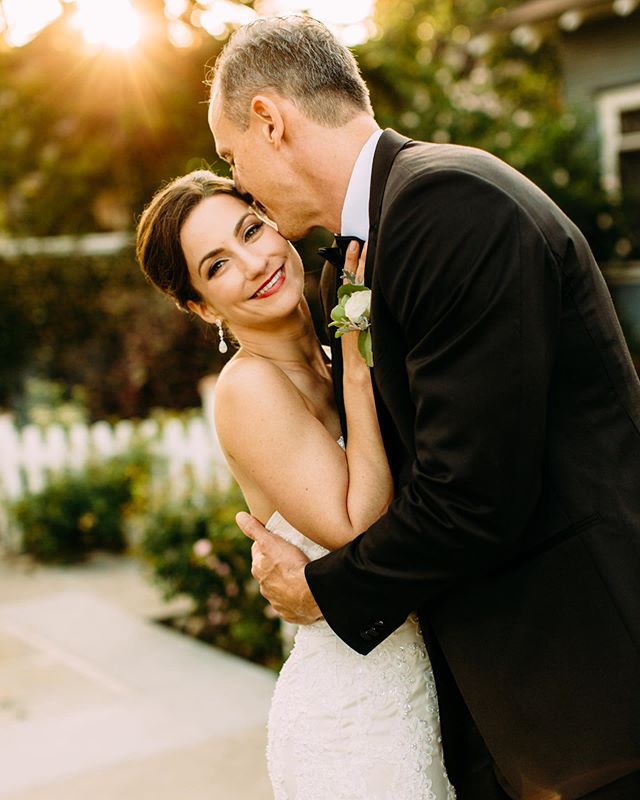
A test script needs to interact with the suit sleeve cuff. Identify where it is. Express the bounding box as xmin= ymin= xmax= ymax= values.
xmin=305 ymin=545 xmax=408 ymax=656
